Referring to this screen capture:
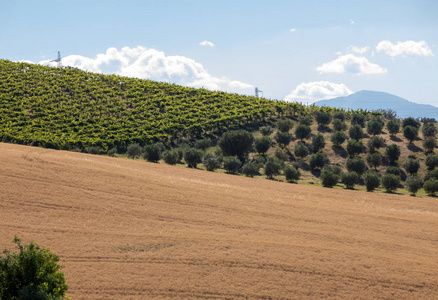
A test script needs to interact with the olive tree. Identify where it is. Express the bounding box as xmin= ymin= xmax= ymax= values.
xmin=218 ymin=130 xmax=254 ymax=162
